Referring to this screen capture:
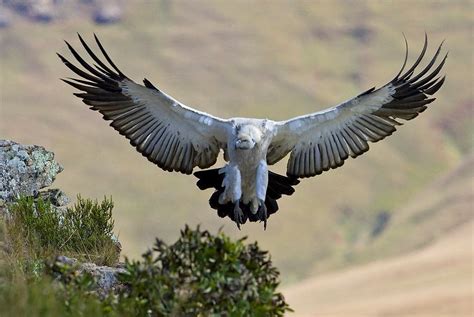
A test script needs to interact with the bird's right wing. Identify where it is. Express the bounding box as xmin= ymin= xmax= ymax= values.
xmin=59 ymin=34 xmax=233 ymax=174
